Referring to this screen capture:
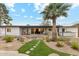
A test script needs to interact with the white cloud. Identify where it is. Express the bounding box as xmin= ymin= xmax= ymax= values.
xmin=34 ymin=3 xmax=41 ymax=11
xmin=33 ymin=3 xmax=79 ymax=14
xmin=36 ymin=17 xmax=42 ymax=20
xmin=71 ymin=3 xmax=79 ymax=9
xmin=58 ymin=16 xmax=66 ymax=20
xmin=33 ymin=3 xmax=49 ymax=13
xmin=30 ymin=16 xmax=33 ymax=18
xmin=24 ymin=16 xmax=34 ymax=19
xmin=32 ymin=23 xmax=41 ymax=25
xmin=5 ymin=3 xmax=15 ymax=8
xmin=10 ymin=8 xmax=15 ymax=12
xmin=5 ymin=3 xmax=16 ymax=12
xmin=21 ymin=8 xmax=26 ymax=13
xmin=15 ymin=14 xmax=20 ymax=16
xmin=24 ymin=16 xmax=28 ymax=18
